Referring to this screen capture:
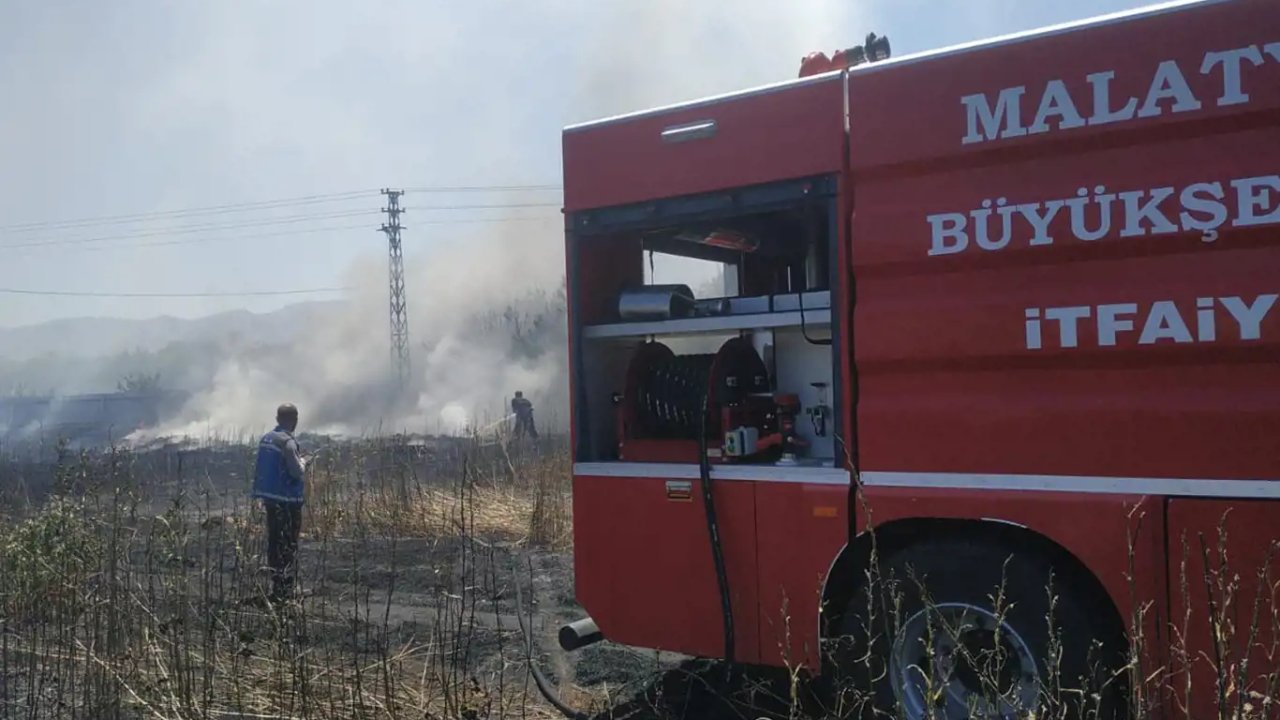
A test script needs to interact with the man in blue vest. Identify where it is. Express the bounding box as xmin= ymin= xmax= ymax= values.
xmin=253 ymin=403 xmax=307 ymax=602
